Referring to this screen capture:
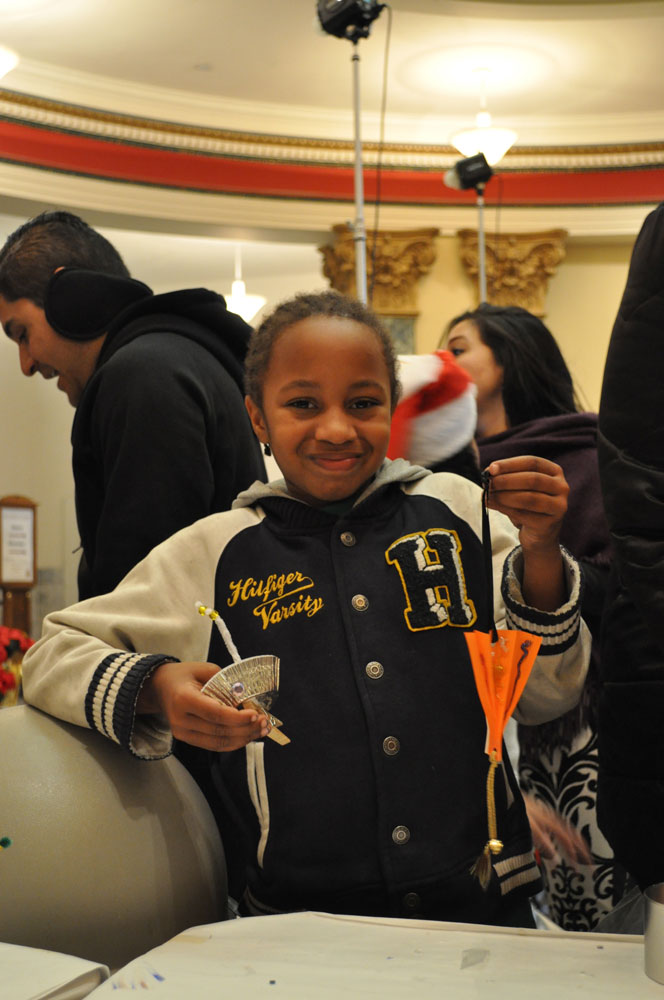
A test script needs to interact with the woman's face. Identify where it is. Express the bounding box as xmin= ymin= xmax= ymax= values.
xmin=446 ymin=319 xmax=504 ymax=414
